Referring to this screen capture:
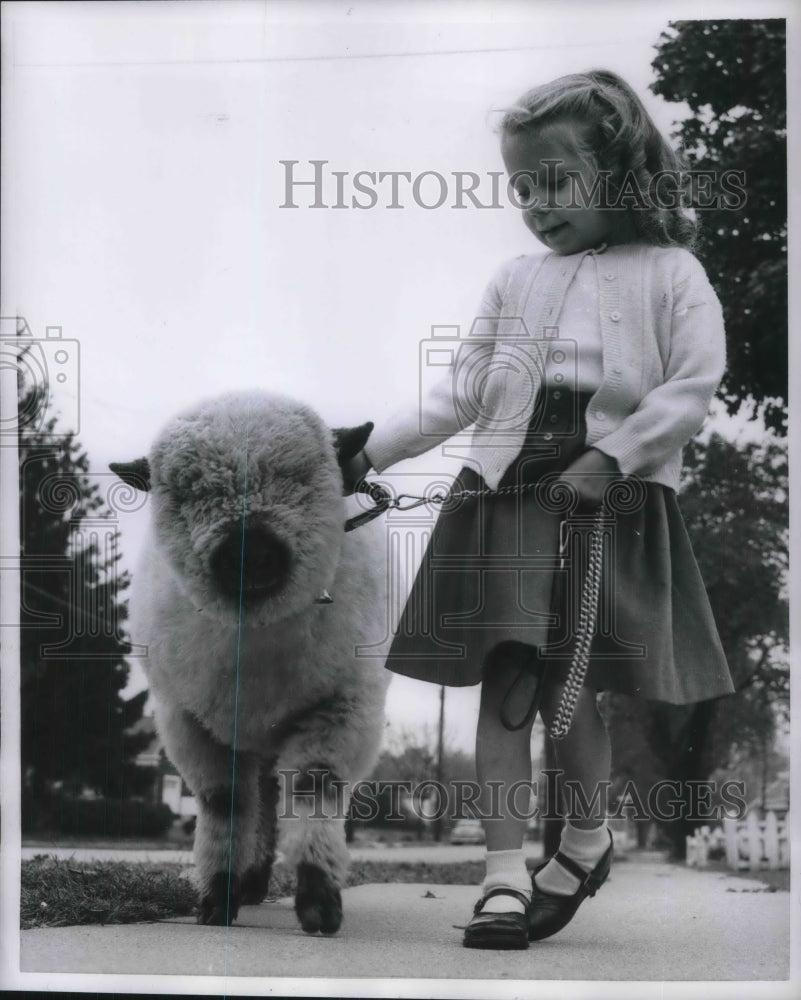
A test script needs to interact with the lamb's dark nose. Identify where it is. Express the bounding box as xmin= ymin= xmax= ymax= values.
xmin=211 ymin=526 xmax=290 ymax=600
